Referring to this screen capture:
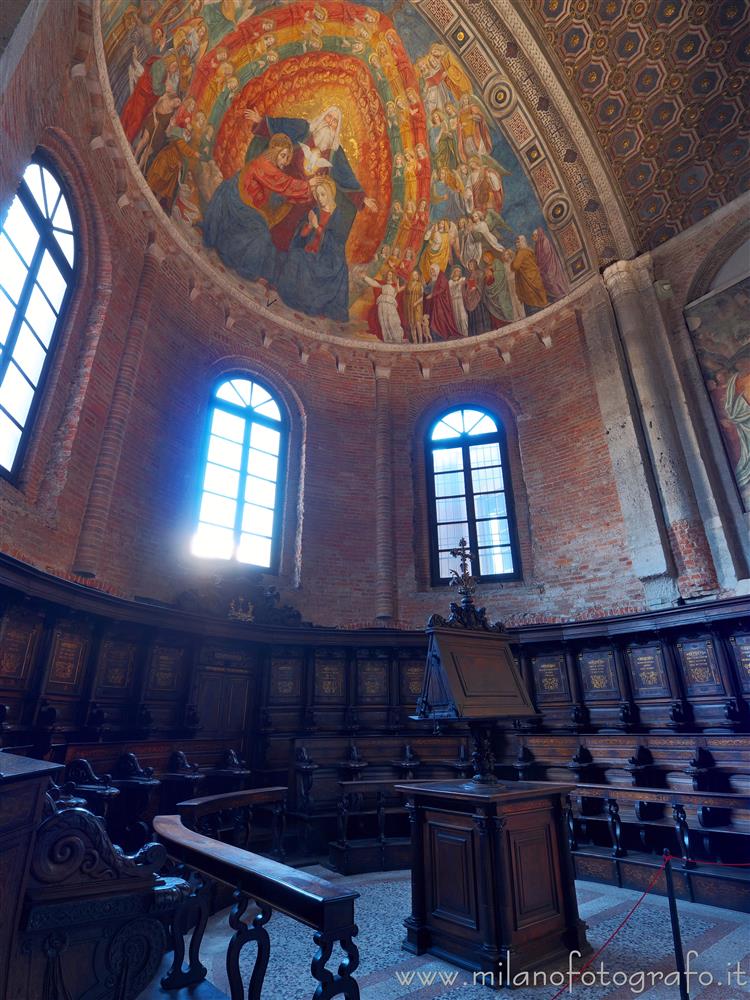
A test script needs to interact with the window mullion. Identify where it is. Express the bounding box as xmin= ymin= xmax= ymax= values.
xmin=463 ymin=440 xmax=480 ymax=564
xmin=234 ymin=413 xmax=252 ymax=551
xmin=0 ymin=239 xmax=46 ymax=386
